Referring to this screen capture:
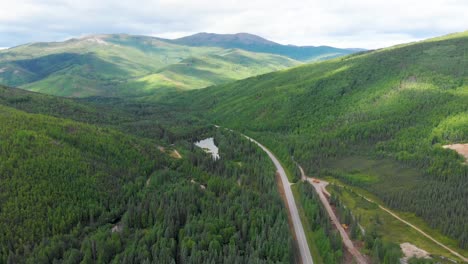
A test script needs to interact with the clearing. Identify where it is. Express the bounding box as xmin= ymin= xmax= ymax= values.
xmin=400 ymin=242 xmax=431 ymax=263
xmin=443 ymin=144 xmax=468 ymax=162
